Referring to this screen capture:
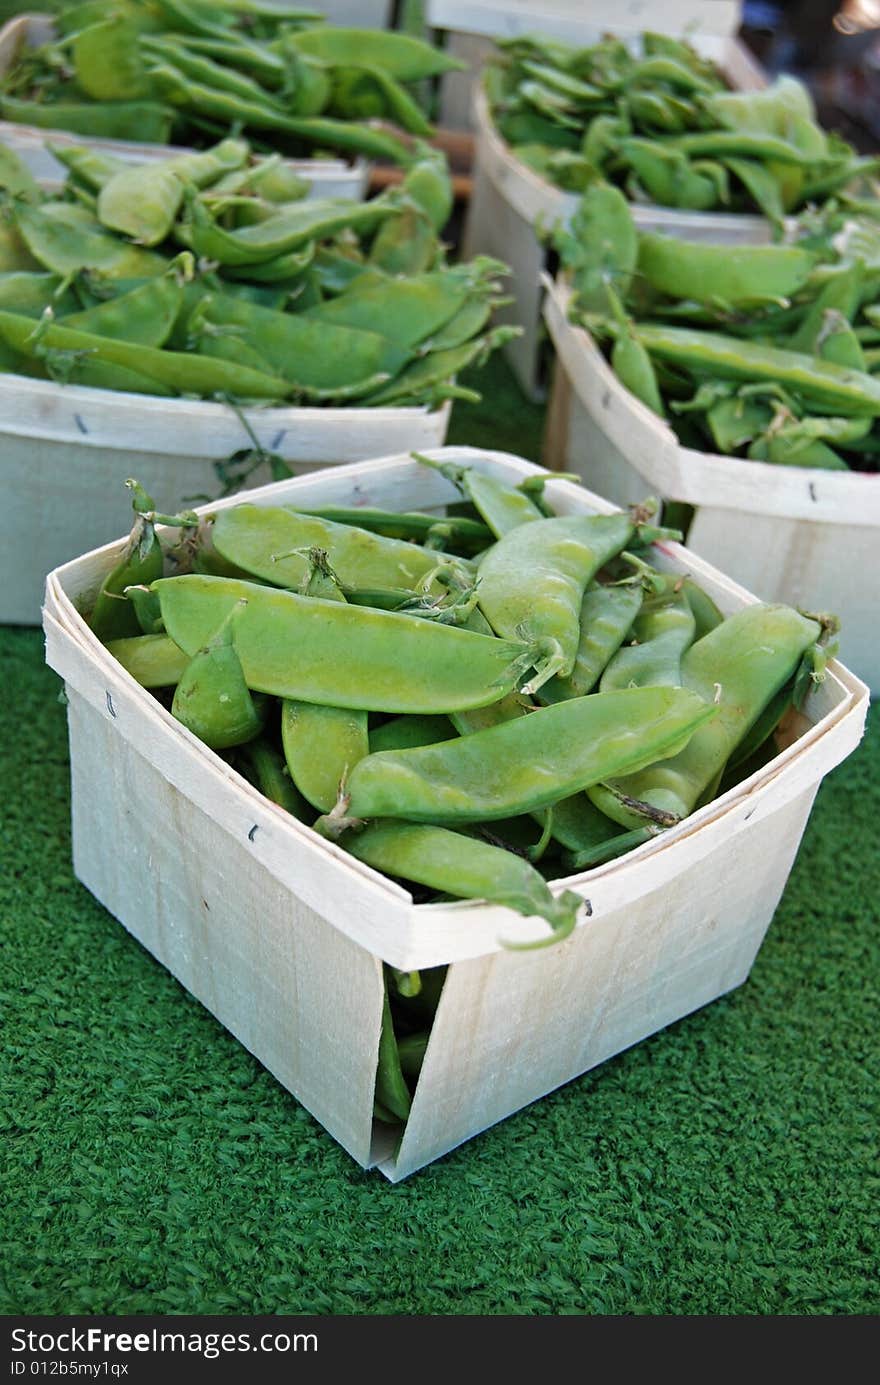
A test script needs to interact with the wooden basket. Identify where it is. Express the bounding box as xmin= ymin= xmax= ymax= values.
xmin=452 ymin=0 xmax=768 ymax=398
xmin=542 ymin=274 xmax=880 ymax=694
xmin=42 ymin=446 xmax=869 ymax=1180
xmin=0 ymin=13 xmax=369 ymax=199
